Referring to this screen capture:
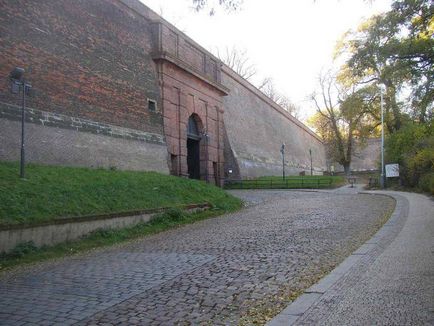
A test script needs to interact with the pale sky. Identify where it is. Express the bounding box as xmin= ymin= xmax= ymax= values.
xmin=141 ymin=0 xmax=392 ymax=121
